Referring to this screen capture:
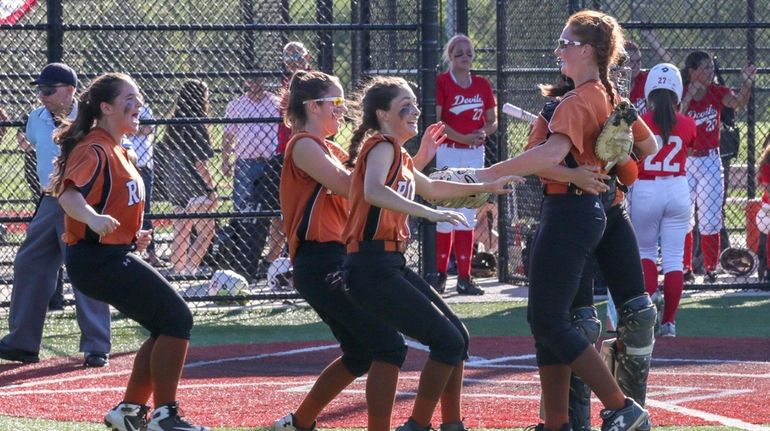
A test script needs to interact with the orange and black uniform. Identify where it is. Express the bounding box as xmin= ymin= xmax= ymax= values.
xmin=342 ymin=134 xmax=469 ymax=366
xmin=63 ymin=128 xmax=192 ymax=340
xmin=527 ymin=81 xmax=652 ymax=366
xmin=528 ymin=94 xmax=648 ymax=315
xmin=280 ymin=132 xmax=406 ymax=375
